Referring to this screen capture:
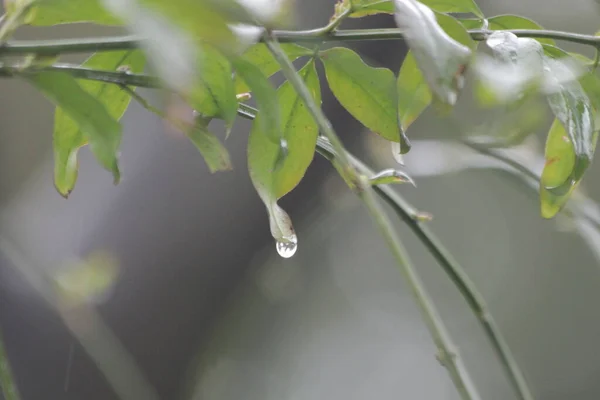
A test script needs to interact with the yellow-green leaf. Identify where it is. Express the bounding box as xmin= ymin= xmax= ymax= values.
xmin=397 ymin=52 xmax=431 ymax=130
xmin=233 ymin=58 xmax=281 ymax=143
xmin=187 ymin=116 xmax=232 ymax=173
xmin=29 ymin=0 xmax=122 ymax=25
xmin=26 ymin=71 xmax=123 ymax=192
xmin=321 ymin=47 xmax=406 ymax=148
xmin=234 ymin=43 xmax=311 ymax=94
xmin=248 ymin=61 xmax=320 ymax=244
xmin=48 ymin=50 xmax=145 ymax=197
xmin=186 ymin=45 xmax=237 ymax=129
